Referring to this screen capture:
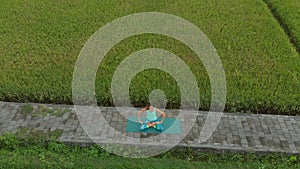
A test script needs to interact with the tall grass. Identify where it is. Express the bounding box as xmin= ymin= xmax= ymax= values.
xmin=263 ymin=0 xmax=300 ymax=53
xmin=0 ymin=0 xmax=299 ymax=114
